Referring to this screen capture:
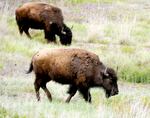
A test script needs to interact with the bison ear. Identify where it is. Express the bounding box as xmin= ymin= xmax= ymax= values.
xmin=70 ymin=25 xmax=73 ymax=30
xmin=116 ymin=66 xmax=119 ymax=73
